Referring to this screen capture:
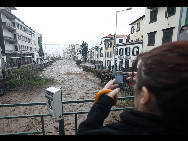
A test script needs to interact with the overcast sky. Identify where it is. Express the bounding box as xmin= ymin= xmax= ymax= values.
xmin=12 ymin=7 xmax=145 ymax=53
